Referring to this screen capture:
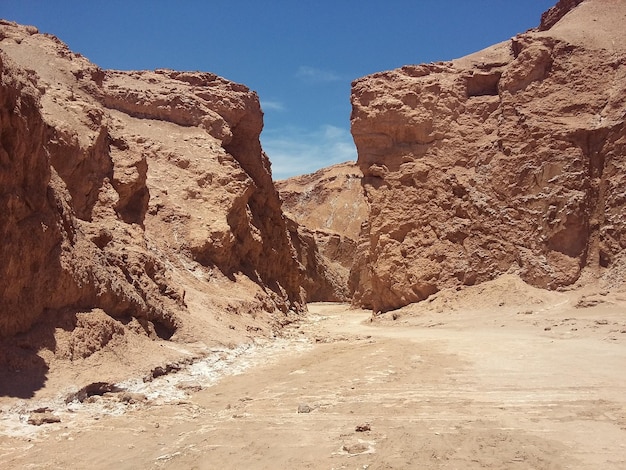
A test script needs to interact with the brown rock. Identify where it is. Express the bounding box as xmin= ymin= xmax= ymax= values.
xmin=342 ymin=442 xmax=369 ymax=454
xmin=355 ymin=423 xmax=371 ymax=432
xmin=349 ymin=0 xmax=626 ymax=312
xmin=0 ymin=20 xmax=304 ymax=381
xmin=297 ymin=403 xmax=313 ymax=413
xmin=539 ymin=0 xmax=584 ymax=31
xmin=277 ymin=162 xmax=367 ymax=241
xmin=28 ymin=411 xmax=61 ymax=426
xmin=278 ymin=162 xmax=368 ymax=301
